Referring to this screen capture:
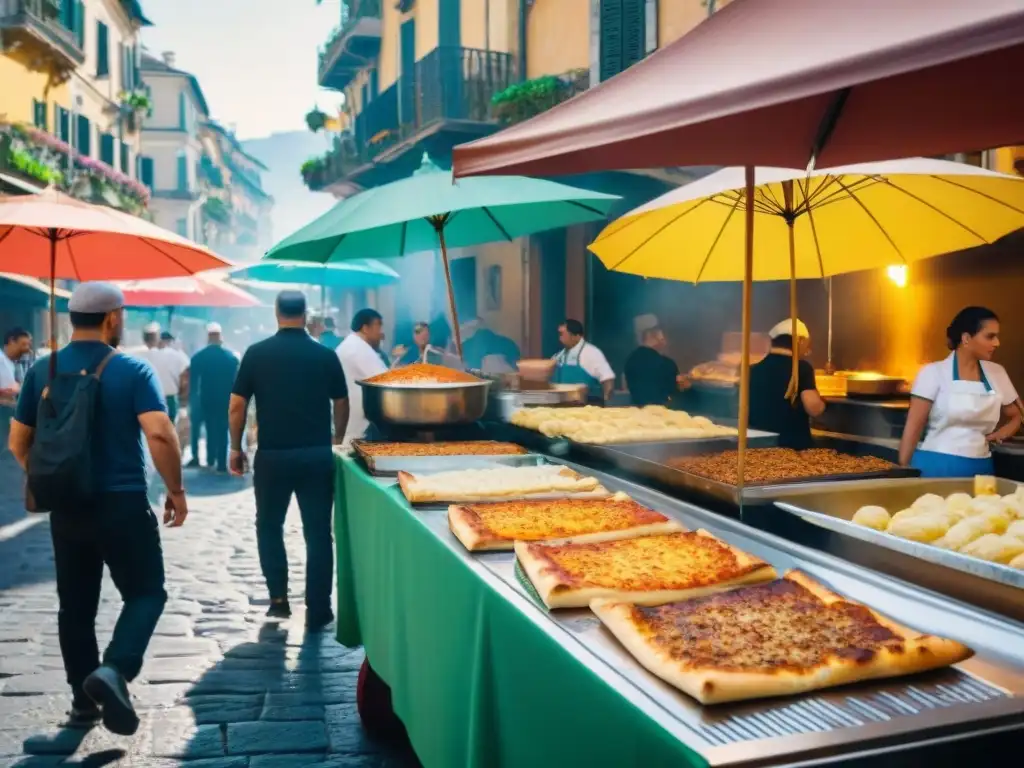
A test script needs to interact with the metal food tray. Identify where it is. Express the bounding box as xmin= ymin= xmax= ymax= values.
xmin=772 ymin=477 xmax=1024 ymax=623
xmin=576 ymin=441 xmax=919 ymax=508
xmin=351 ymin=440 xmax=536 ymax=476
xmin=572 ymin=431 xmax=778 ymax=461
xmin=409 ymin=462 xmax=1024 ymax=766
